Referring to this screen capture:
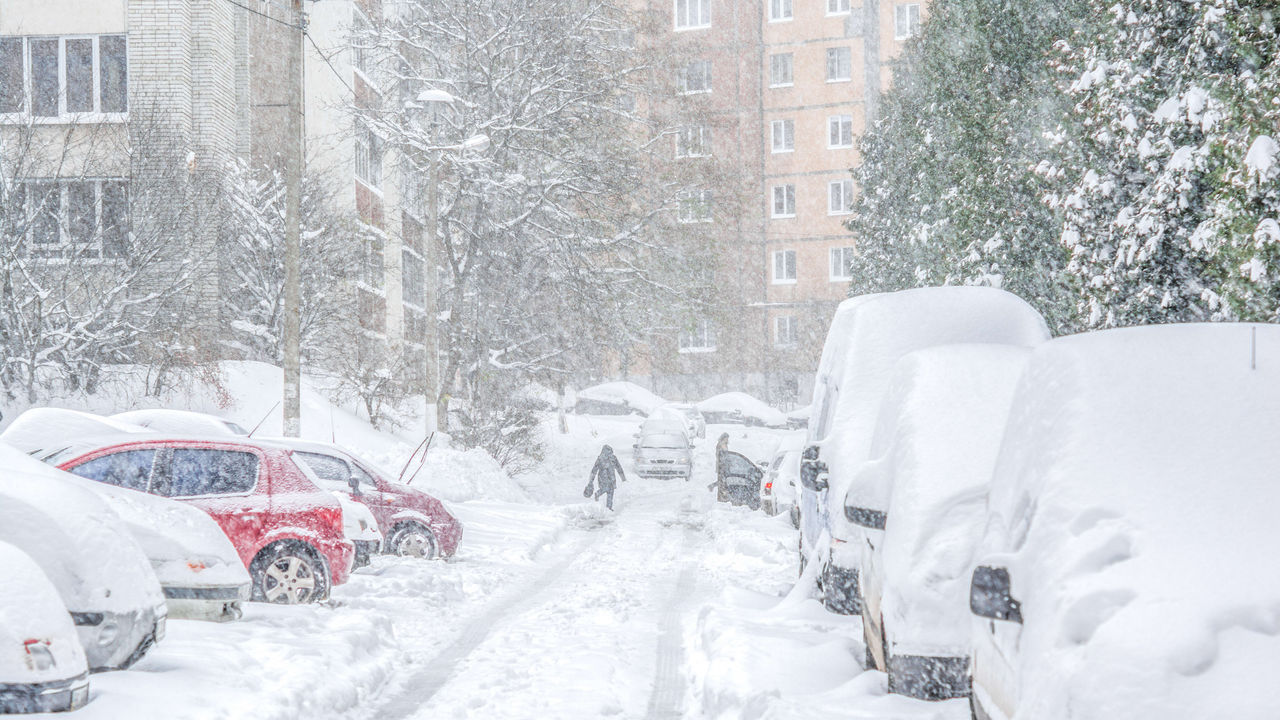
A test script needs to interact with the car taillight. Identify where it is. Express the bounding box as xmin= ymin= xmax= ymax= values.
xmin=765 ymin=481 xmax=773 ymax=491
